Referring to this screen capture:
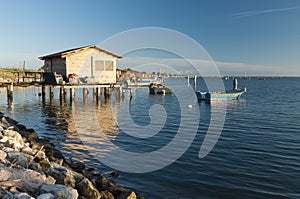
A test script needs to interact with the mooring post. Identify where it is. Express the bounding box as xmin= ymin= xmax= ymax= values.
xmin=42 ymin=85 xmax=46 ymax=98
xmin=7 ymin=82 xmax=13 ymax=104
xmin=82 ymin=88 xmax=88 ymax=104
xmin=129 ymin=88 xmax=133 ymax=102
xmin=70 ymin=88 xmax=75 ymax=102
xmin=187 ymin=75 xmax=190 ymax=85
xmin=194 ymin=75 xmax=197 ymax=86
xmin=96 ymin=87 xmax=101 ymax=99
xmin=83 ymin=88 xmax=89 ymax=96
xmin=60 ymin=86 xmax=64 ymax=99
xmin=93 ymin=87 xmax=97 ymax=97
xmin=119 ymin=86 xmax=123 ymax=97
xmin=49 ymin=86 xmax=54 ymax=98
xmin=104 ymin=87 xmax=110 ymax=98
